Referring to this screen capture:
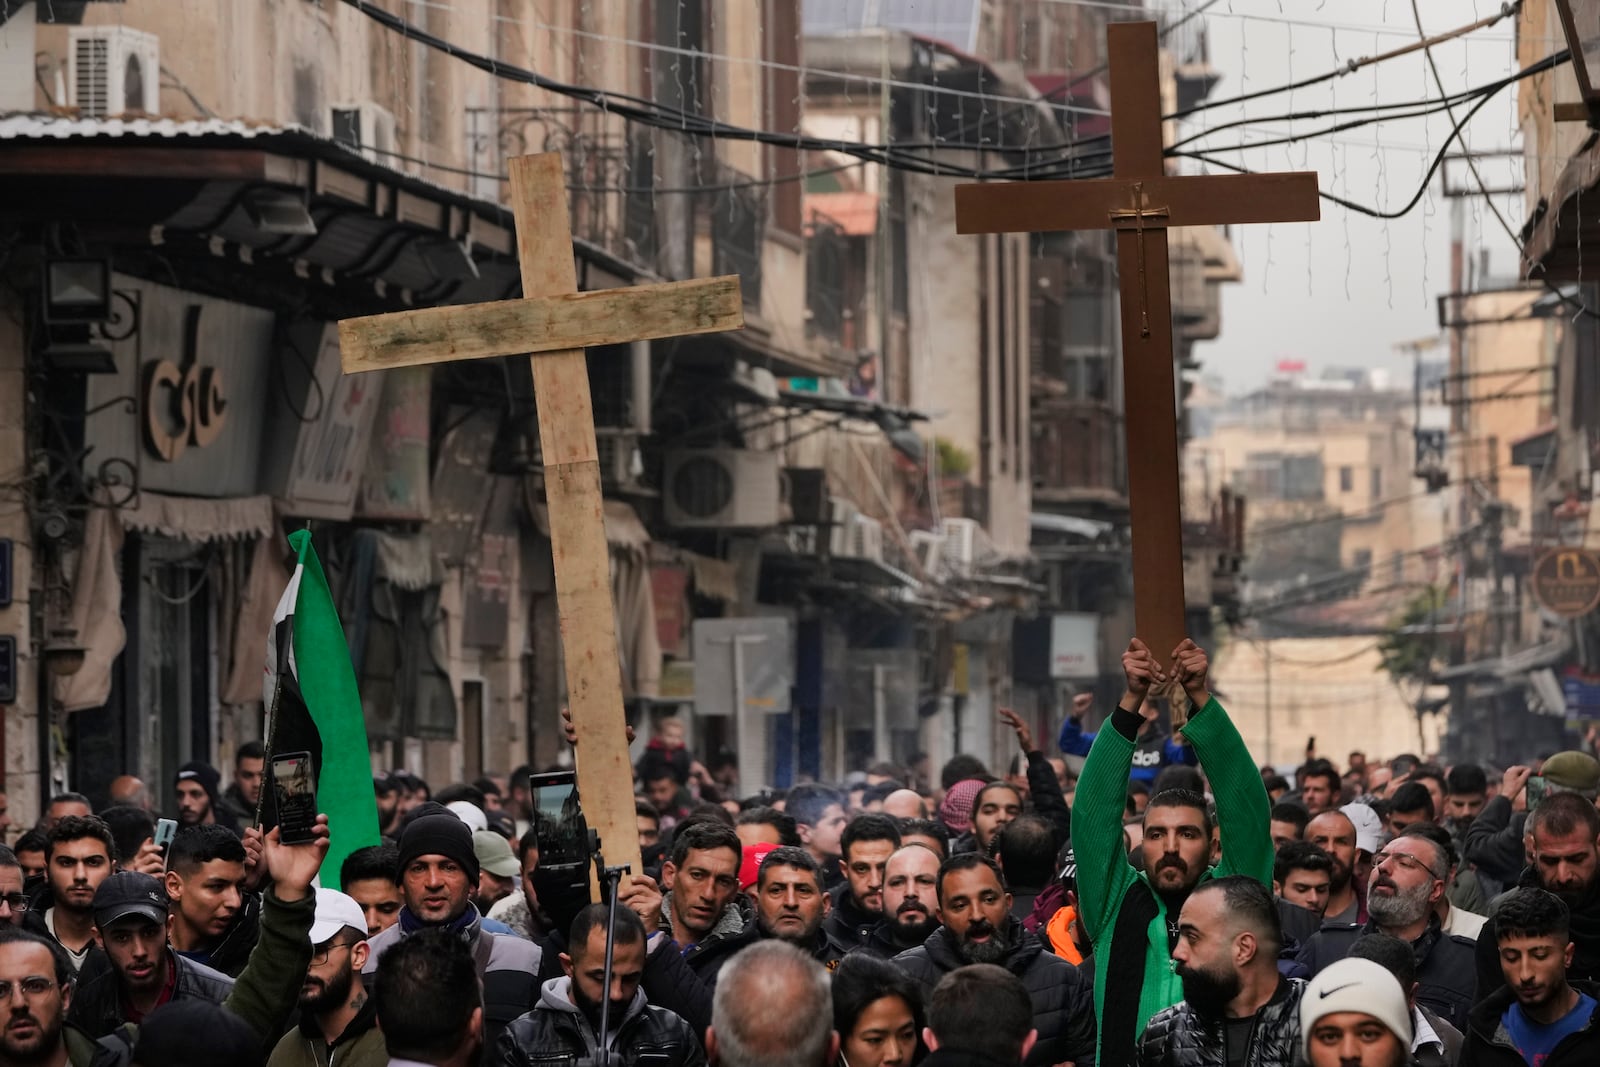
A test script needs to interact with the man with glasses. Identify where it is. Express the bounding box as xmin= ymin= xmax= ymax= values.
xmin=66 ymin=871 xmax=233 ymax=1039
xmin=0 ymin=849 xmax=29 ymax=928
xmin=1295 ymin=825 xmax=1476 ymax=1032
xmin=268 ymin=889 xmax=385 ymax=1067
